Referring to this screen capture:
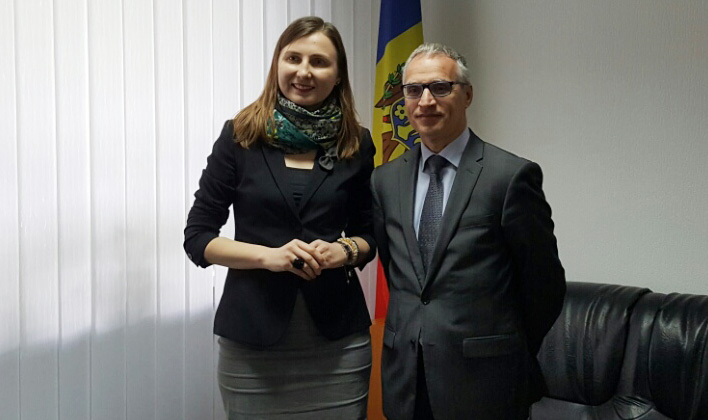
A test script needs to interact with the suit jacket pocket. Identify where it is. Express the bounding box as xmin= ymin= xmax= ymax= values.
xmin=462 ymin=333 xmax=522 ymax=358
xmin=458 ymin=213 xmax=495 ymax=230
xmin=383 ymin=326 xmax=396 ymax=349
